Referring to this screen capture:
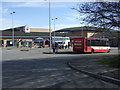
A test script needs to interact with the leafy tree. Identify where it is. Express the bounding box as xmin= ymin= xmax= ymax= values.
xmin=72 ymin=2 xmax=120 ymax=29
